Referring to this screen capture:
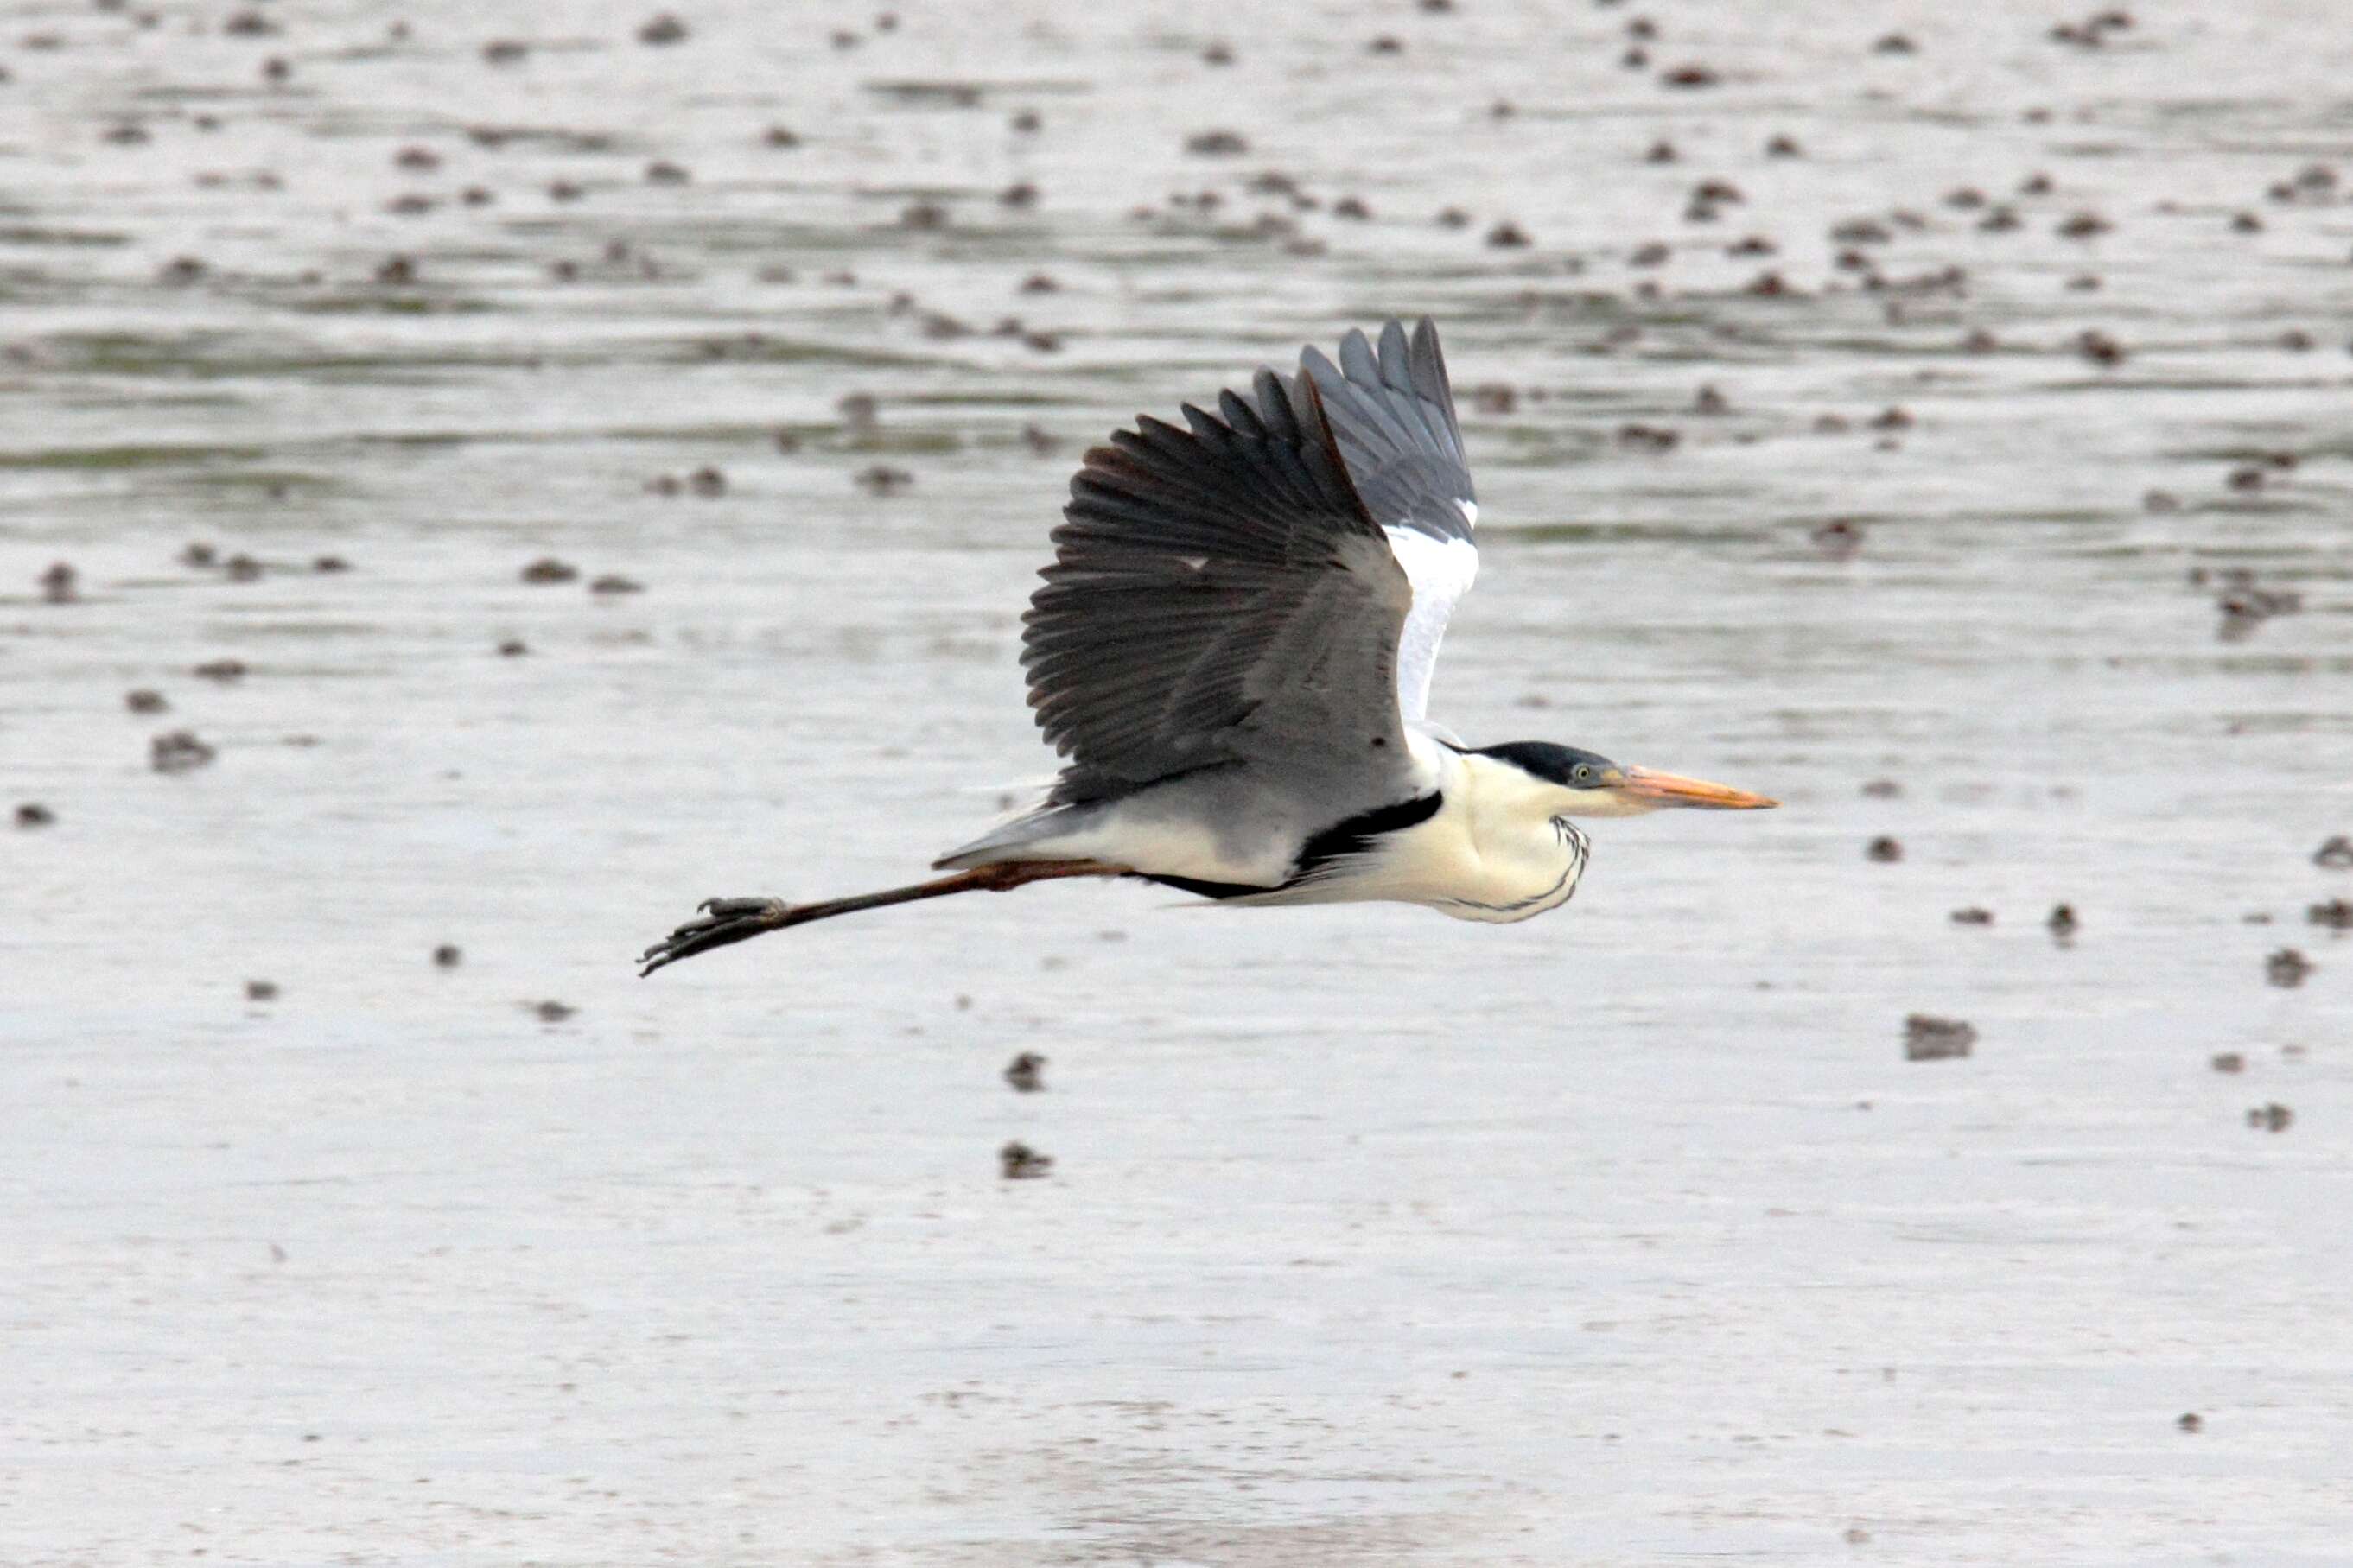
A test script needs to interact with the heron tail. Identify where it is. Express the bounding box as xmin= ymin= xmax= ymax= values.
xmin=929 ymin=798 xmax=1103 ymax=871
